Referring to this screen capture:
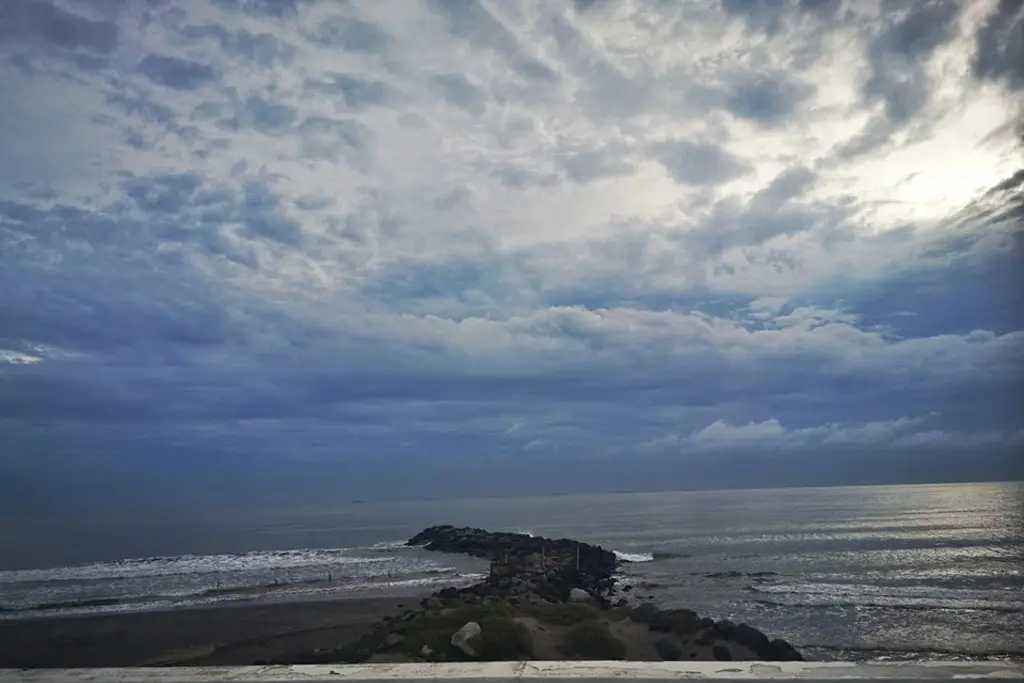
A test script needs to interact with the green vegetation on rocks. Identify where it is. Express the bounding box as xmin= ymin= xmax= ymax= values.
xmin=523 ymin=601 xmax=600 ymax=626
xmin=560 ymin=621 xmax=626 ymax=660
xmin=468 ymin=616 xmax=533 ymax=660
